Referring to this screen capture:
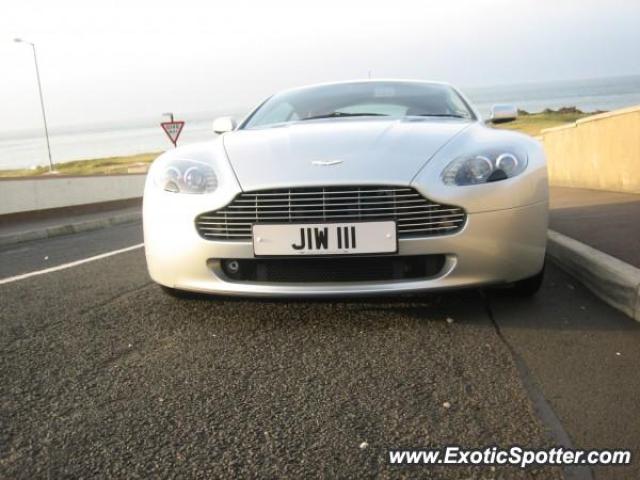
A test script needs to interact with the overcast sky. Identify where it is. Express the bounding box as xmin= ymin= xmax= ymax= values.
xmin=2 ymin=0 xmax=640 ymax=133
